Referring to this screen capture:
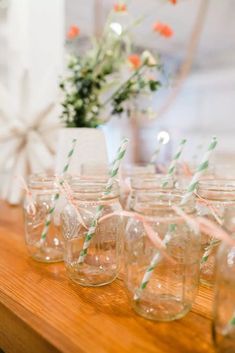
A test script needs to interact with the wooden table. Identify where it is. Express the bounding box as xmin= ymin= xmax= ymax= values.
xmin=0 ymin=202 xmax=215 ymax=353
